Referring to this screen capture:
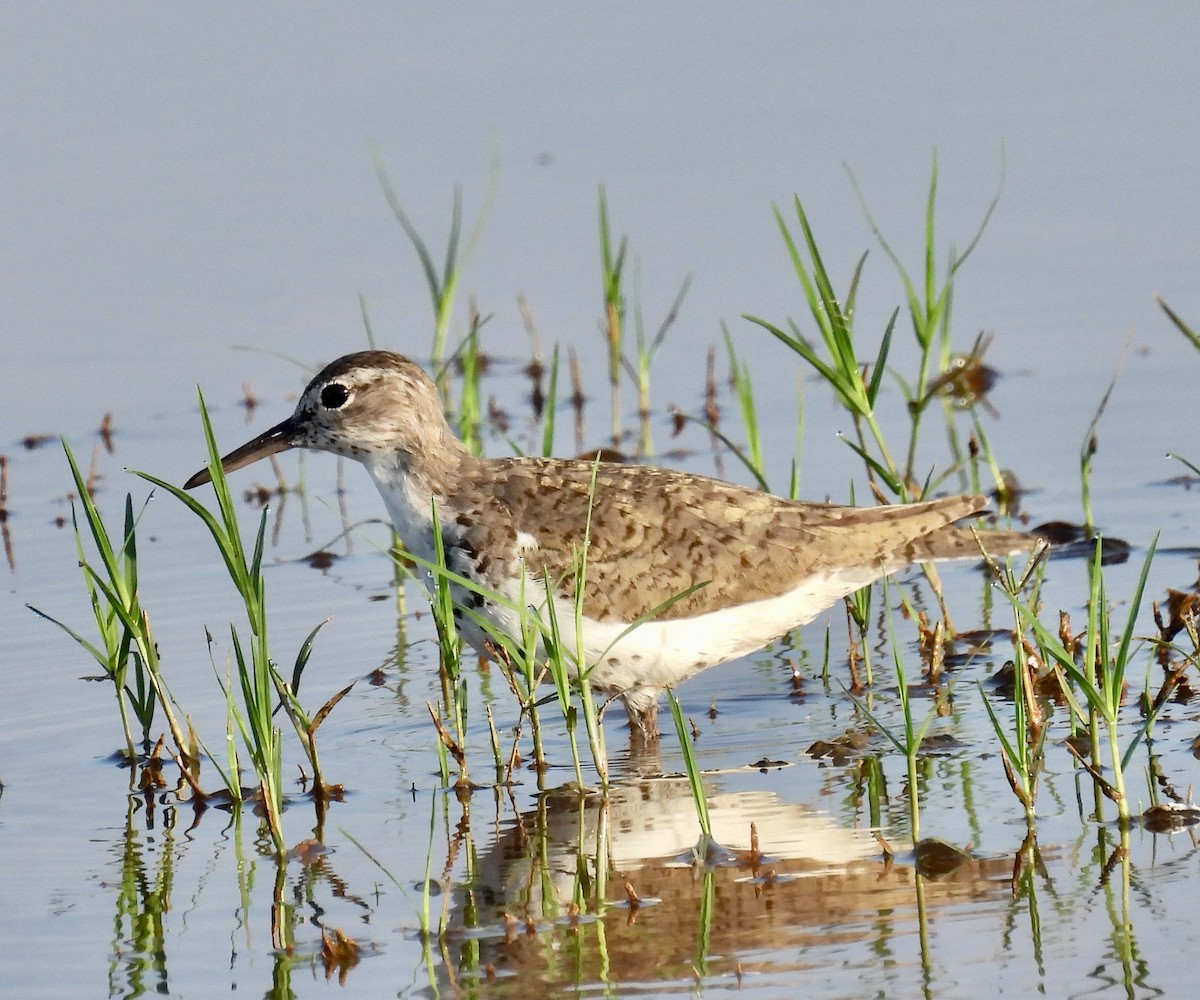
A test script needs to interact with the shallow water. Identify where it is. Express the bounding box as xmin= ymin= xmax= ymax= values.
xmin=5 ymin=348 xmax=1200 ymax=998
xmin=4 ymin=6 xmax=1200 ymax=999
